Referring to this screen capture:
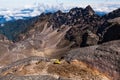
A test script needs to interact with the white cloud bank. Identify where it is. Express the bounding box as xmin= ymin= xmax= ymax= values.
xmin=92 ymin=3 xmax=120 ymax=12
xmin=0 ymin=2 xmax=119 ymax=23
